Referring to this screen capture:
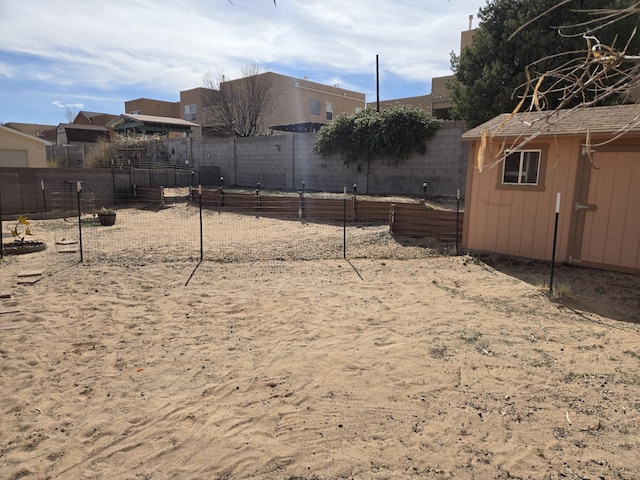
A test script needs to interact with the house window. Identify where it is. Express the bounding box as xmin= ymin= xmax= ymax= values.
xmin=184 ymin=104 xmax=196 ymax=121
xmin=326 ymin=102 xmax=334 ymax=120
xmin=310 ymin=99 xmax=321 ymax=116
xmin=502 ymin=150 xmax=541 ymax=185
